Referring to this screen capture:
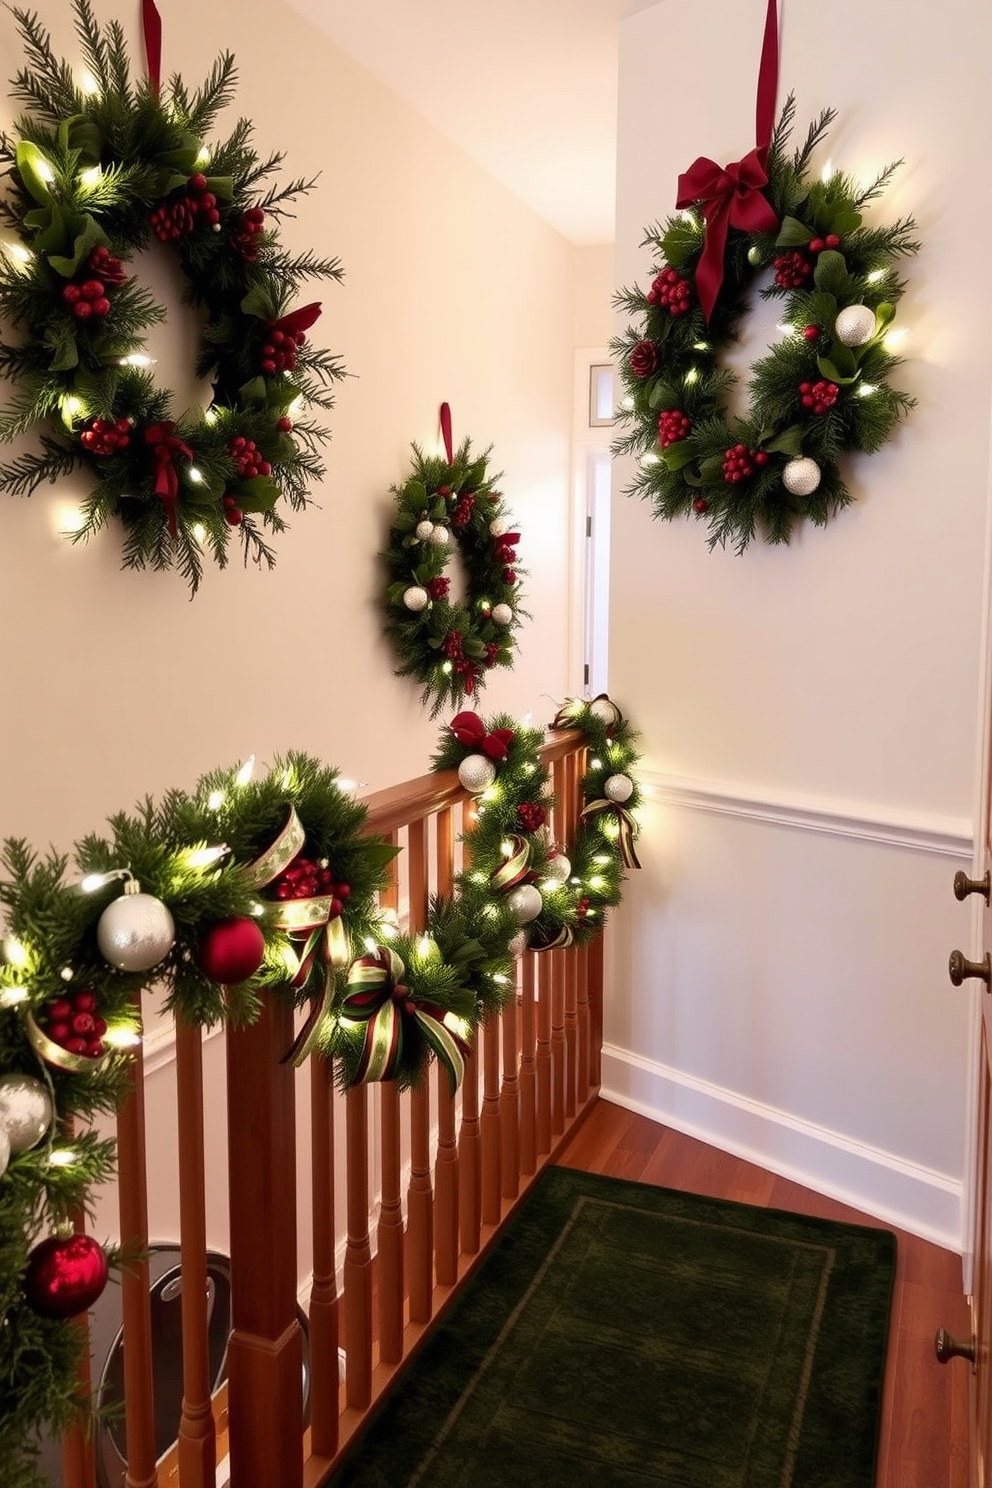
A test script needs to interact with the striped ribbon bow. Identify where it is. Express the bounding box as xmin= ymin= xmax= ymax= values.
xmin=341 ymin=945 xmax=471 ymax=1094
xmin=490 ymin=833 xmax=532 ymax=893
xmin=579 ymin=799 xmax=641 ymax=870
